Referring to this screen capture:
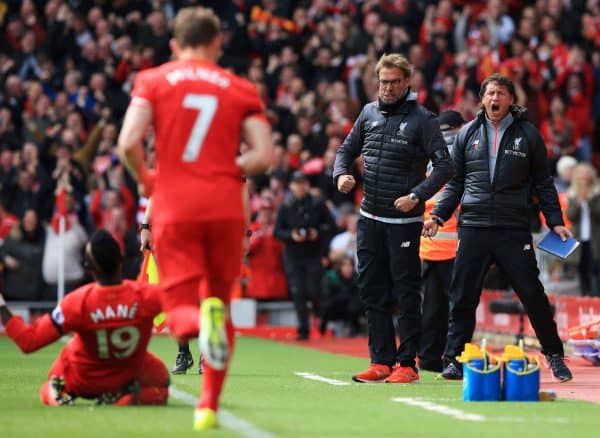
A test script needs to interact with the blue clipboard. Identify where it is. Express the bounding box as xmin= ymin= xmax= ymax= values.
xmin=537 ymin=231 xmax=580 ymax=260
